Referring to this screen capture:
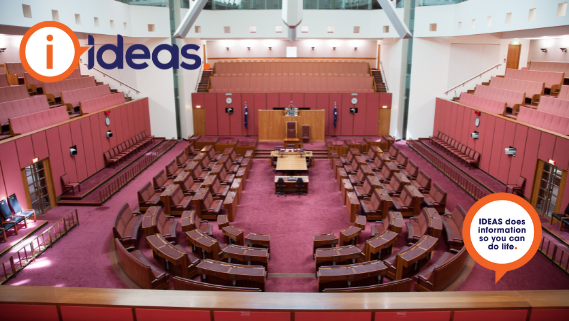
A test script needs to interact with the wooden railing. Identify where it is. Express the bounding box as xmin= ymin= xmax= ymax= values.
xmin=408 ymin=140 xmax=491 ymax=200
xmin=380 ymin=61 xmax=389 ymax=92
xmin=539 ymin=233 xmax=569 ymax=273
xmin=98 ymin=140 xmax=177 ymax=203
xmin=0 ymin=209 xmax=79 ymax=284
xmin=444 ymin=63 xmax=502 ymax=96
